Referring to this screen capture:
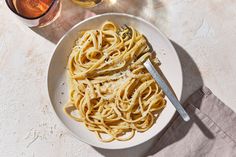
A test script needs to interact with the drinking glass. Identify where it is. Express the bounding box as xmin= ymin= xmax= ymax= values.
xmin=5 ymin=0 xmax=61 ymax=27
